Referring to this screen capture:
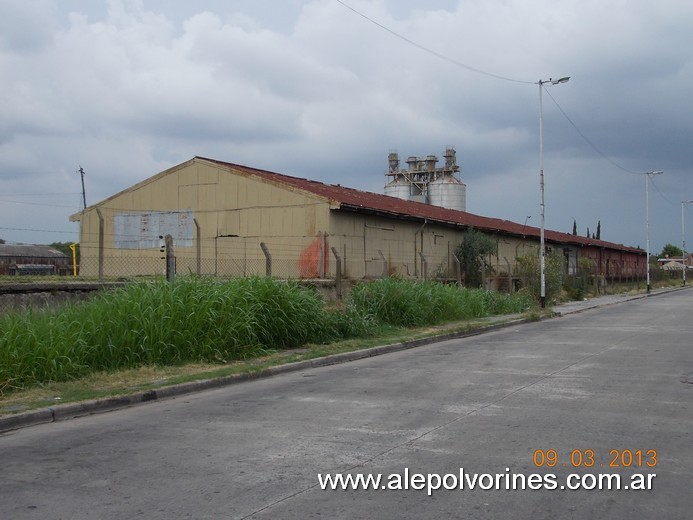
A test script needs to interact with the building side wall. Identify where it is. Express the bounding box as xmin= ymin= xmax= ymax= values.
xmin=578 ymin=246 xmax=646 ymax=279
xmin=75 ymin=160 xmax=332 ymax=278
xmin=328 ymin=212 xmax=460 ymax=279
xmin=328 ymin=211 xmax=536 ymax=281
